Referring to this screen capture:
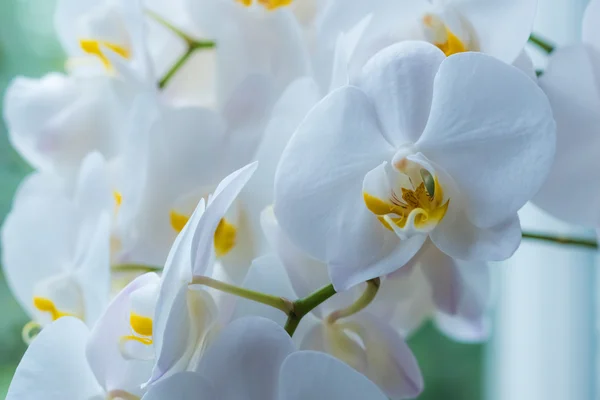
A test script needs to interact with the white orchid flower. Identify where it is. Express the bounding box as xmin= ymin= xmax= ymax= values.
xmin=3 ymin=73 xmax=131 ymax=177
xmin=275 ymin=41 xmax=555 ymax=290
xmin=2 ymin=152 xmax=113 ymax=331
xmin=533 ymin=0 xmax=600 ymax=226
xmin=317 ymin=0 xmax=537 ymax=68
xmin=55 ymin=0 xmax=152 ymax=78
xmin=86 ymin=272 xmax=160 ymax=396
xmin=148 ymin=162 xmax=257 ymax=384
xmin=6 ymin=316 xmax=152 ymax=400
xmin=110 ymin=91 xmax=266 ymax=283
xmin=183 ymin=0 xmax=310 ymax=106
xmin=143 ymin=317 xmax=389 ymax=400
xmin=258 ymin=208 xmax=423 ymax=399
